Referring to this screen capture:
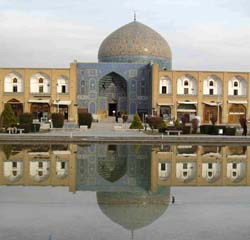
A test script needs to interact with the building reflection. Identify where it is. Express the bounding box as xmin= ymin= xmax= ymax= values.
xmin=1 ymin=143 xmax=250 ymax=236
xmin=1 ymin=144 xmax=250 ymax=190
